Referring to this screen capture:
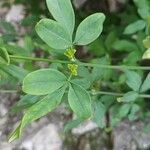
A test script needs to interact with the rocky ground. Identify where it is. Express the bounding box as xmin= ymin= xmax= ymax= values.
xmin=0 ymin=92 xmax=150 ymax=150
